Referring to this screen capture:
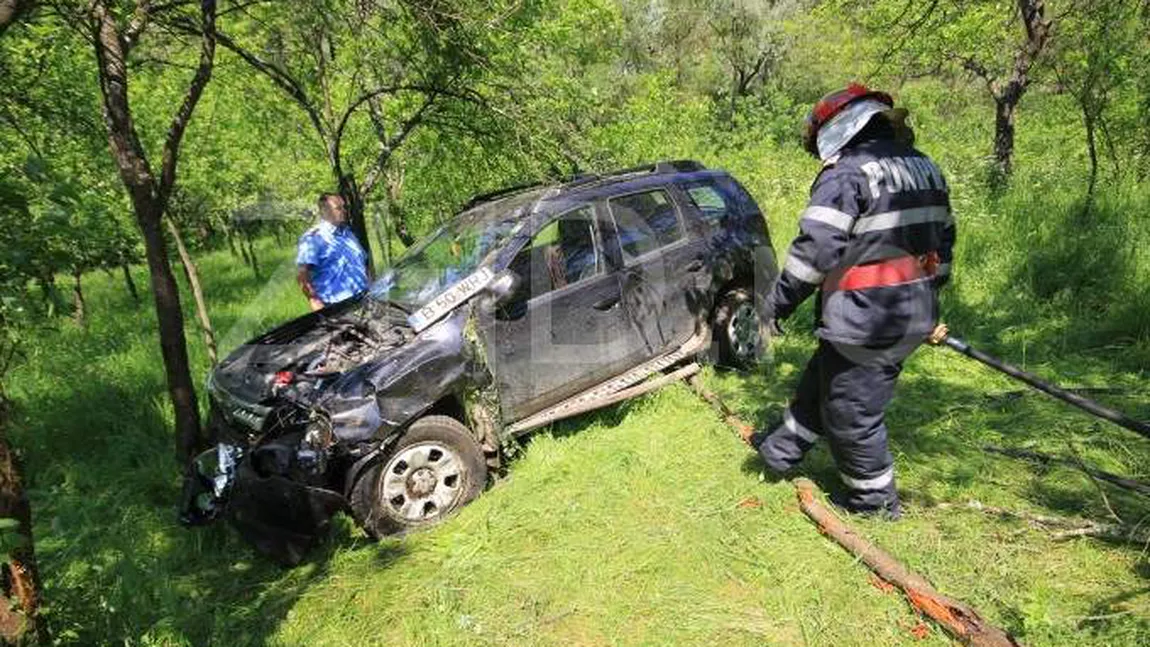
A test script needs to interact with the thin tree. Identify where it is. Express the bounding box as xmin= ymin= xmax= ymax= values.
xmin=863 ymin=0 xmax=1055 ymax=183
xmin=173 ymin=1 xmax=498 ymax=272
xmin=962 ymin=0 xmax=1054 ymax=181
xmin=88 ymin=0 xmax=218 ymax=461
